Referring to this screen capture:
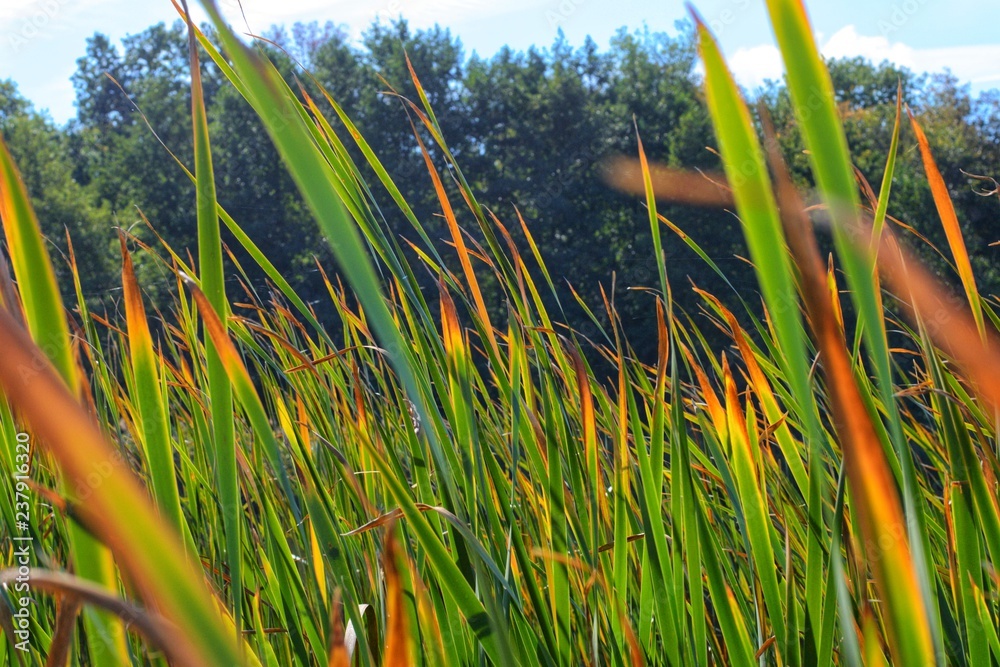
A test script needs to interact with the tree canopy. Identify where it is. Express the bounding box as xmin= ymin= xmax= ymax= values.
xmin=3 ymin=18 xmax=998 ymax=362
